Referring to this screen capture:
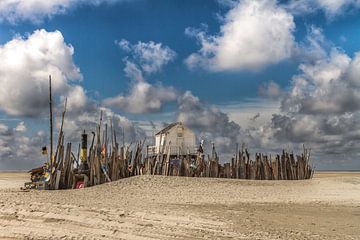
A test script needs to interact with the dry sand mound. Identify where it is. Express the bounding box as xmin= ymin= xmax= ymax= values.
xmin=0 ymin=172 xmax=359 ymax=239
